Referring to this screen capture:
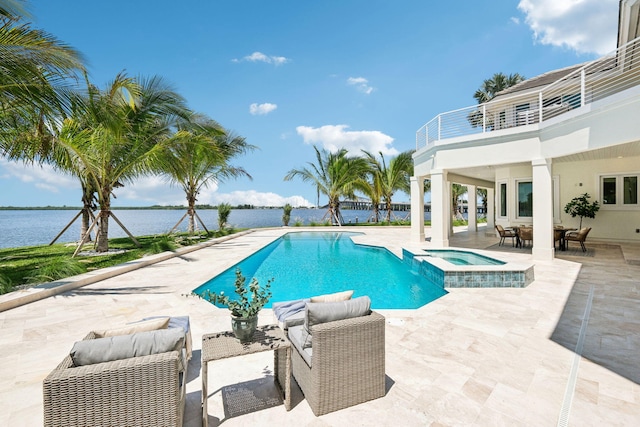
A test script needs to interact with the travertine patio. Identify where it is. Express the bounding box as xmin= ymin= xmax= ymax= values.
xmin=0 ymin=226 xmax=638 ymax=426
